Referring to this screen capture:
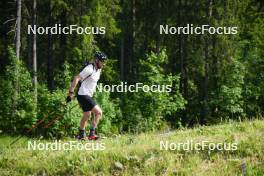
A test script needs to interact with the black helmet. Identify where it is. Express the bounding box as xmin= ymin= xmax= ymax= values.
xmin=95 ymin=51 xmax=107 ymax=62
